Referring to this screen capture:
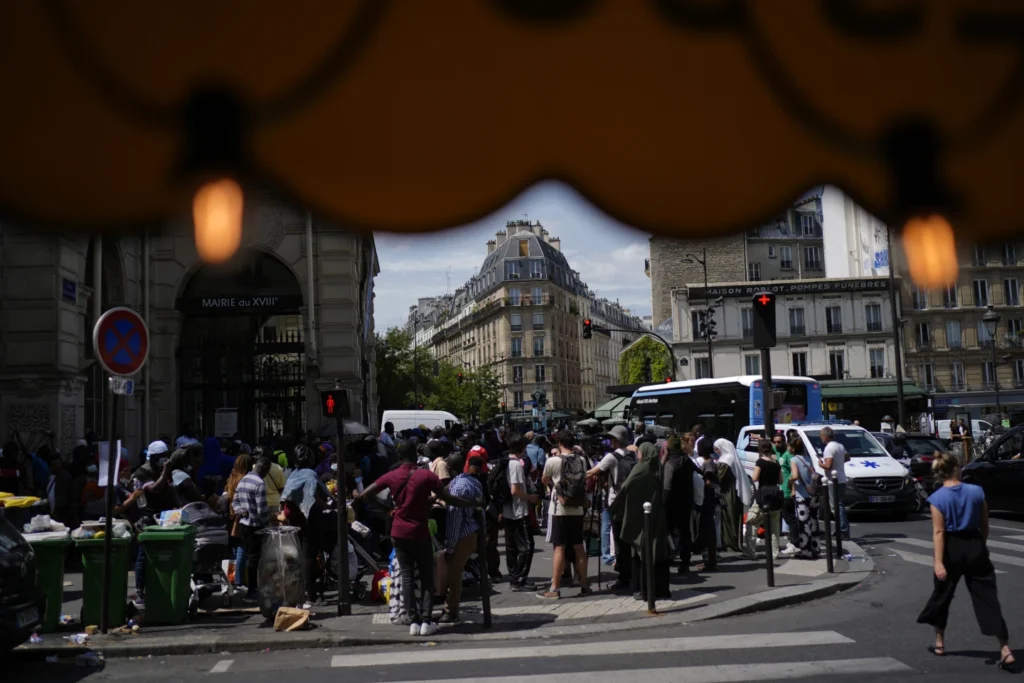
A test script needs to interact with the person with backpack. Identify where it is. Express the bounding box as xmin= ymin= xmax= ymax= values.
xmin=746 ymin=439 xmax=783 ymax=559
xmin=587 ymin=425 xmax=635 ymax=589
xmin=495 ymin=434 xmax=540 ymax=591
xmin=788 ymin=435 xmax=822 ymax=559
xmin=539 ymin=430 xmax=592 ymax=599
